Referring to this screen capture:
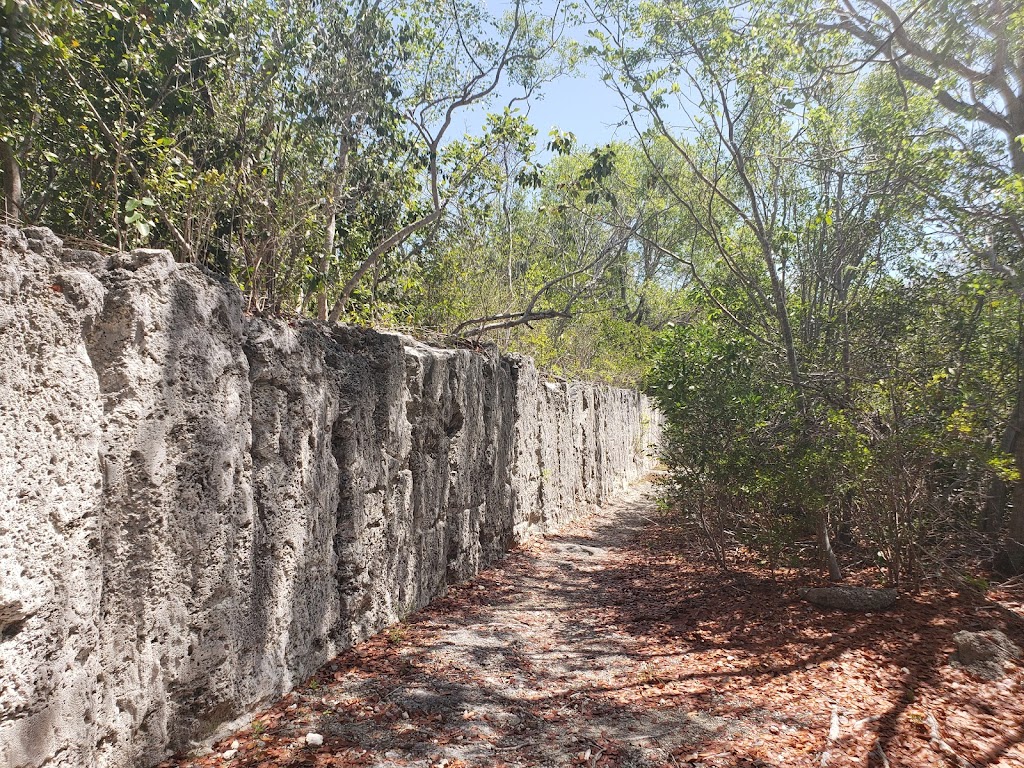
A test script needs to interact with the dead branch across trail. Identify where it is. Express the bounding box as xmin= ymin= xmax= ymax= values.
xmin=926 ymin=713 xmax=972 ymax=768
xmin=453 ymin=309 xmax=570 ymax=337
